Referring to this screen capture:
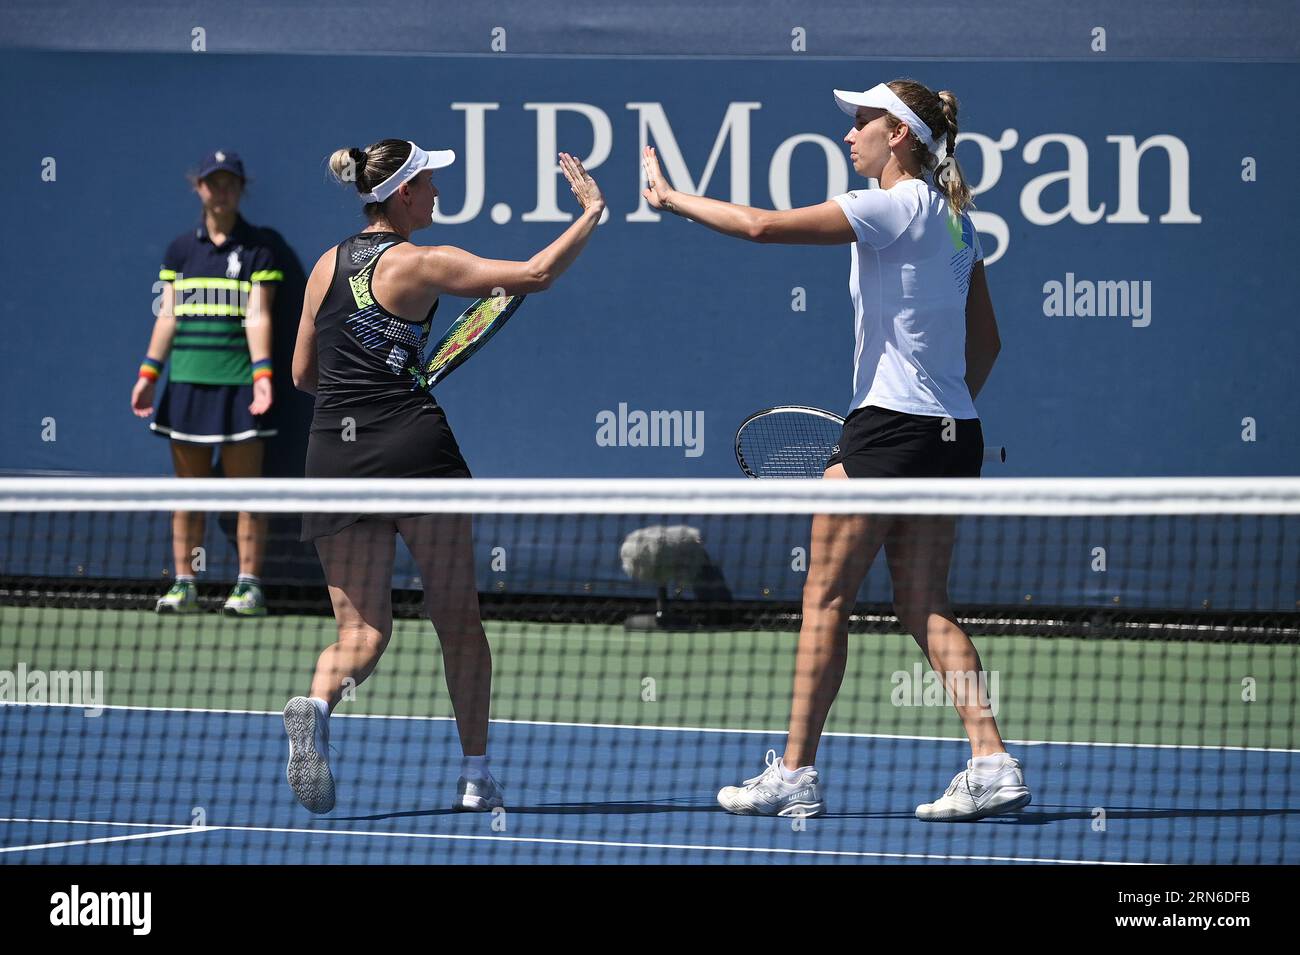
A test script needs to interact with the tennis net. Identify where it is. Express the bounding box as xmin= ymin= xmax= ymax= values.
xmin=0 ymin=477 xmax=1297 ymax=864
